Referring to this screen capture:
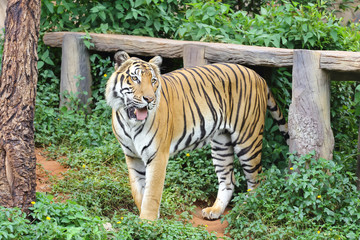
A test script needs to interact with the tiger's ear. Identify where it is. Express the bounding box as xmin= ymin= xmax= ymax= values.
xmin=114 ymin=51 xmax=130 ymax=69
xmin=149 ymin=56 xmax=162 ymax=67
